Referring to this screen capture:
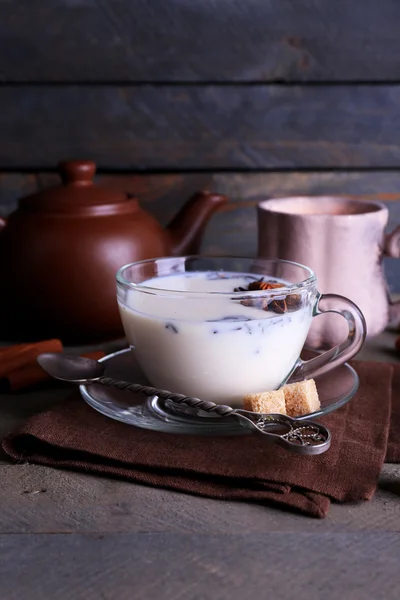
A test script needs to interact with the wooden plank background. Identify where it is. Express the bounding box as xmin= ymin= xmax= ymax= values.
xmin=1 ymin=0 xmax=400 ymax=82
xmin=2 ymin=532 xmax=400 ymax=600
xmin=0 ymin=1 xmax=400 ymax=288
xmin=1 ymin=85 xmax=400 ymax=169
